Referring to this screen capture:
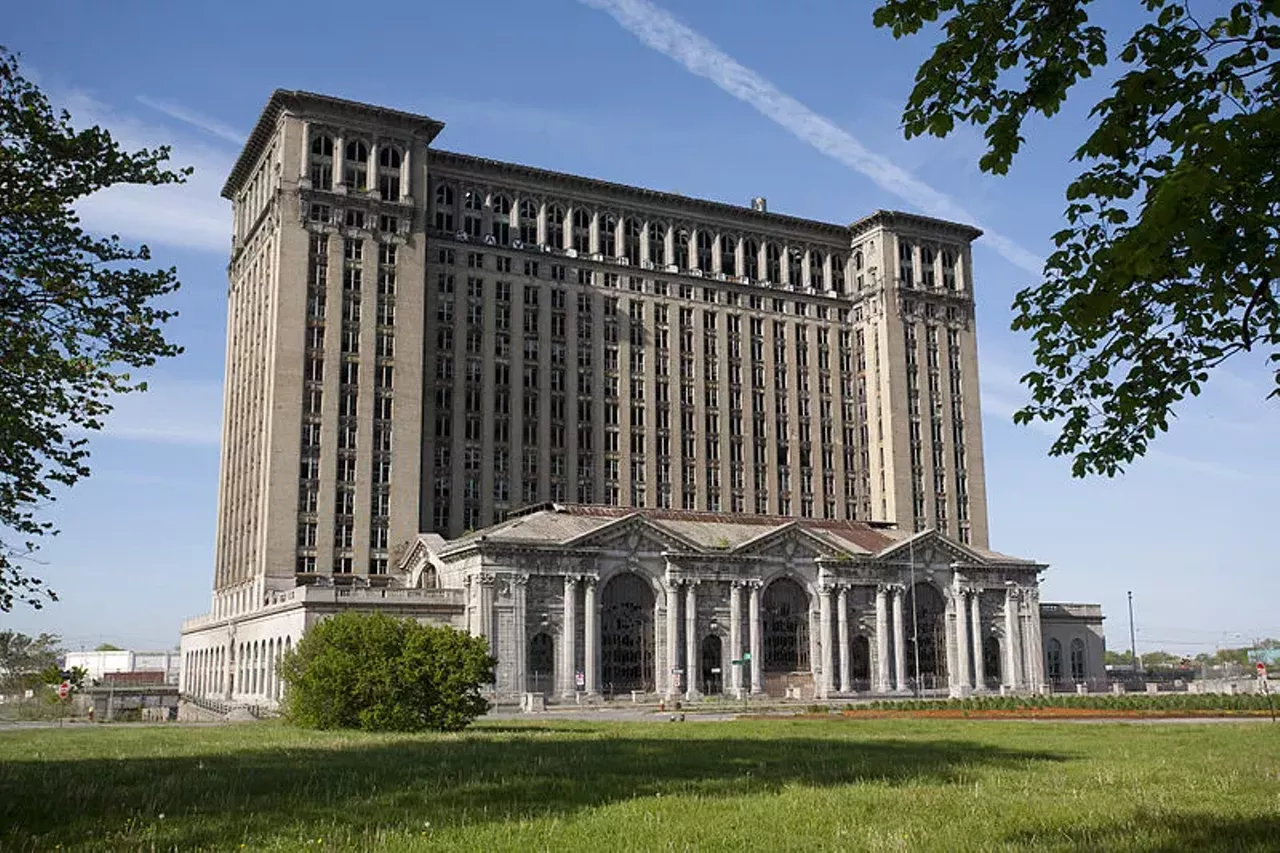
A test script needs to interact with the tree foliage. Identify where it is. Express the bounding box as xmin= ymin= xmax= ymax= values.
xmin=278 ymin=612 xmax=496 ymax=732
xmin=874 ymin=1 xmax=1280 ymax=476
xmin=0 ymin=46 xmax=189 ymax=610
xmin=0 ymin=630 xmax=61 ymax=690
